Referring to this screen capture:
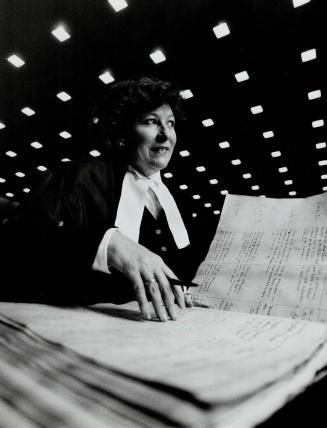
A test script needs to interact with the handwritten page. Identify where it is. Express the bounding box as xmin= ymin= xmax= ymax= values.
xmin=192 ymin=192 xmax=327 ymax=322
xmin=1 ymin=301 xmax=327 ymax=428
